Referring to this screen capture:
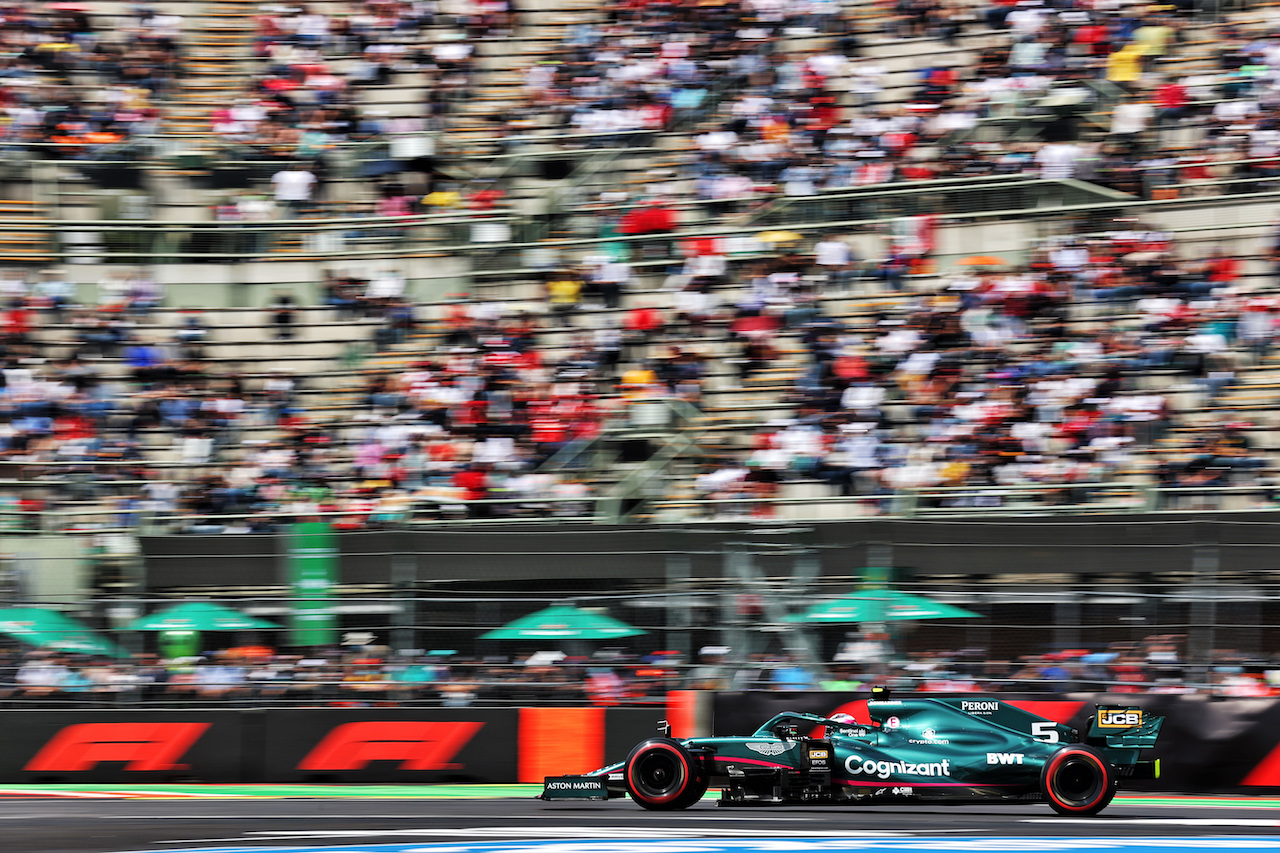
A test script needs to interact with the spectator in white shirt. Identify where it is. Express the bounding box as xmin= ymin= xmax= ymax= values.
xmin=34 ymin=269 xmax=76 ymax=319
xmin=1035 ymin=141 xmax=1080 ymax=180
xmin=814 ymin=234 xmax=856 ymax=292
xmin=1111 ymin=96 xmax=1154 ymax=138
xmin=270 ymin=163 xmax=317 ymax=218
xmin=366 ymin=268 xmax=406 ymax=301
